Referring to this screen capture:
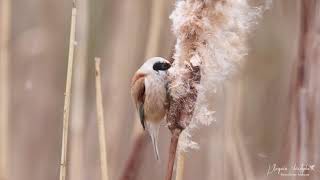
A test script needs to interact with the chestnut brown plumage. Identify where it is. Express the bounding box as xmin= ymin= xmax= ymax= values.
xmin=131 ymin=57 xmax=171 ymax=160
